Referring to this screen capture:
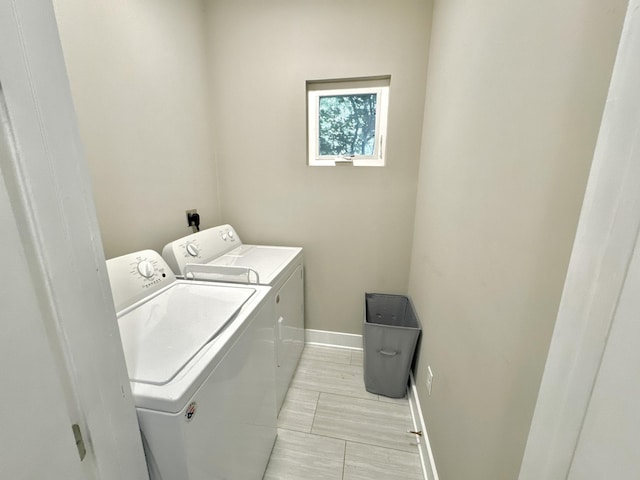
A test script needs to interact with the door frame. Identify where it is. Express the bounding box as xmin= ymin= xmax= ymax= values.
xmin=519 ymin=0 xmax=640 ymax=477
xmin=0 ymin=1 xmax=149 ymax=478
